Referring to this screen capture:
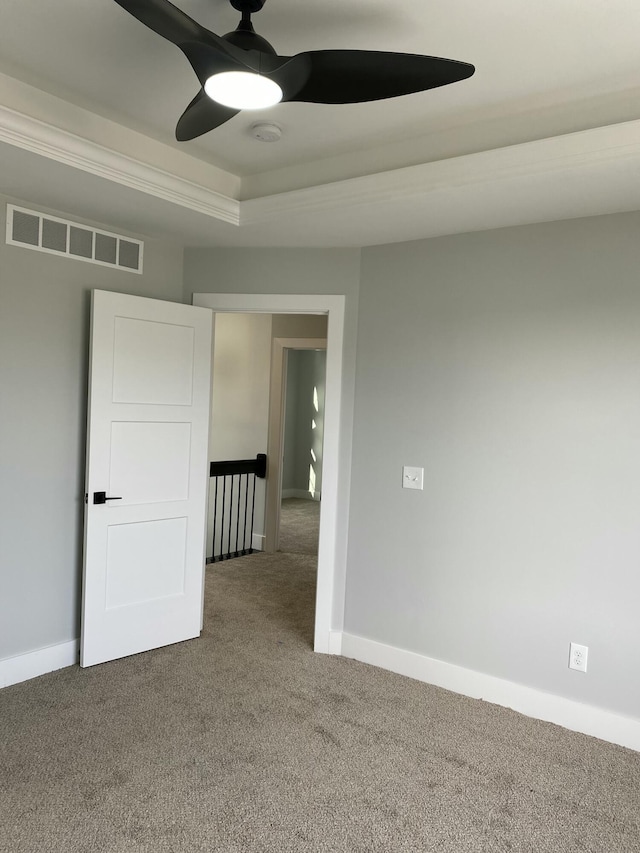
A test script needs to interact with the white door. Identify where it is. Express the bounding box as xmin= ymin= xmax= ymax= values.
xmin=81 ymin=290 xmax=212 ymax=667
